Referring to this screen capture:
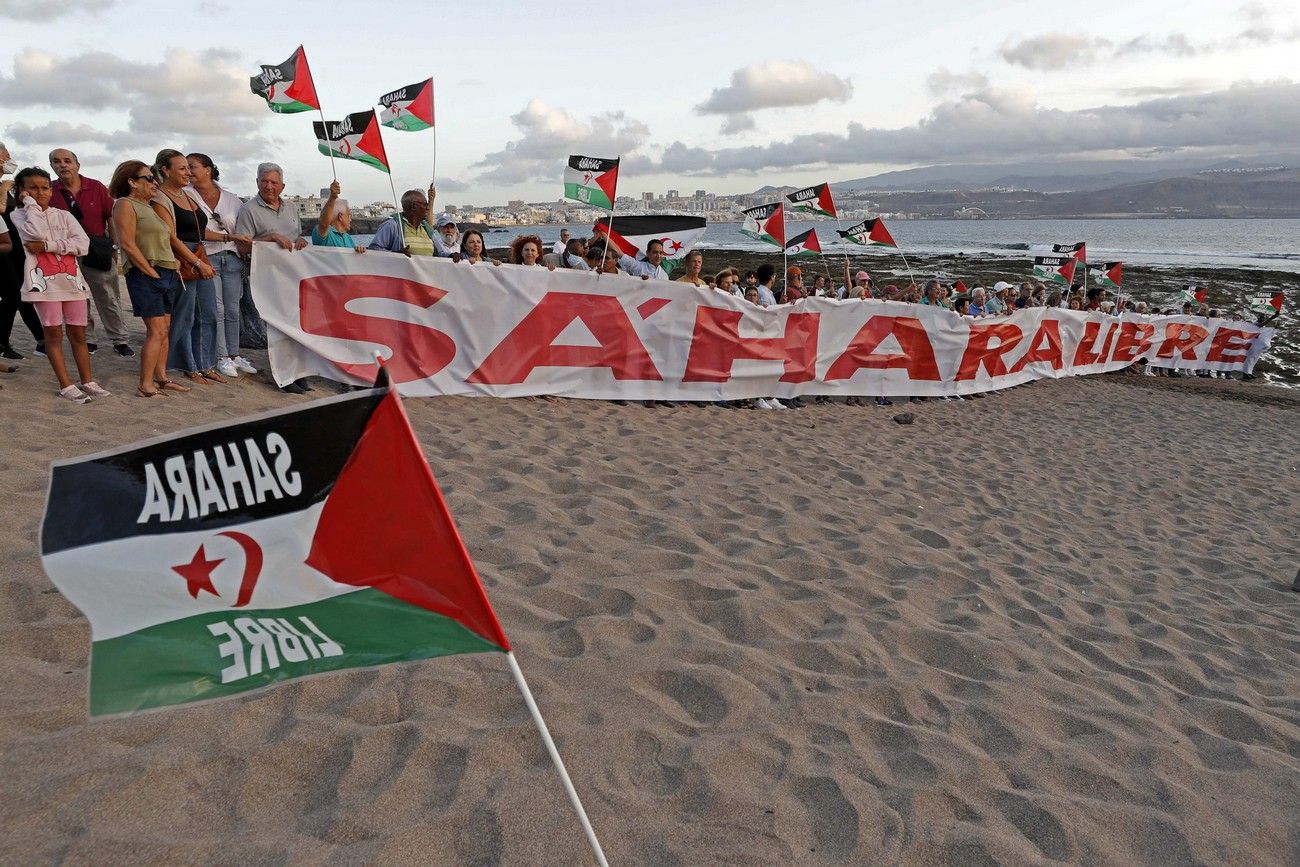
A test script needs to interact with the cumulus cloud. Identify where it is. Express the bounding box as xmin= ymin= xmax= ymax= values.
xmin=646 ymin=80 xmax=1300 ymax=174
xmin=0 ymin=0 xmax=111 ymax=20
xmin=926 ymin=69 xmax=991 ymax=97
xmin=695 ymin=60 xmax=852 ymax=135
xmin=0 ymin=47 xmax=274 ymax=166
xmin=1003 ymin=8 xmax=1300 ymax=70
xmin=471 ymin=99 xmax=651 ymax=184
